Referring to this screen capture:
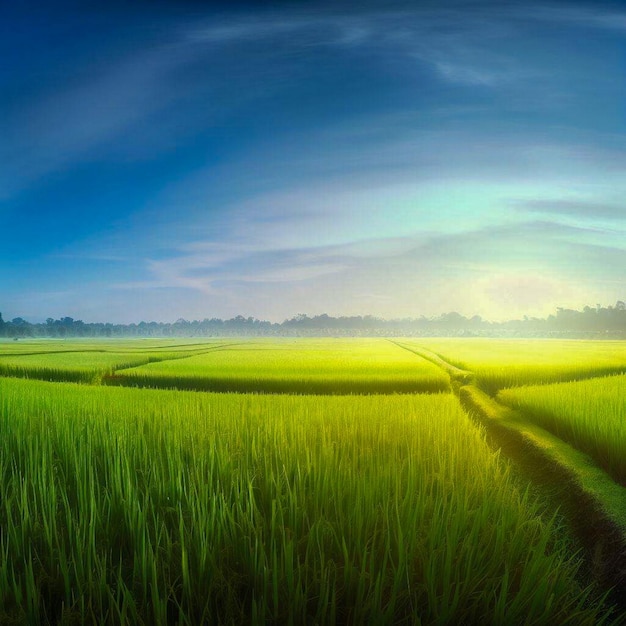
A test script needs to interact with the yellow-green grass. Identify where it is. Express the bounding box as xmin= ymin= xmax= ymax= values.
xmin=460 ymin=384 xmax=626 ymax=588
xmin=498 ymin=375 xmax=626 ymax=486
xmin=112 ymin=339 xmax=450 ymax=394
xmin=0 ymin=338 xmax=230 ymax=356
xmin=0 ymin=340 xmax=249 ymax=384
xmin=401 ymin=338 xmax=626 ymax=393
xmin=0 ymin=378 xmax=616 ymax=624
xmin=0 ymin=352 xmax=201 ymax=384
